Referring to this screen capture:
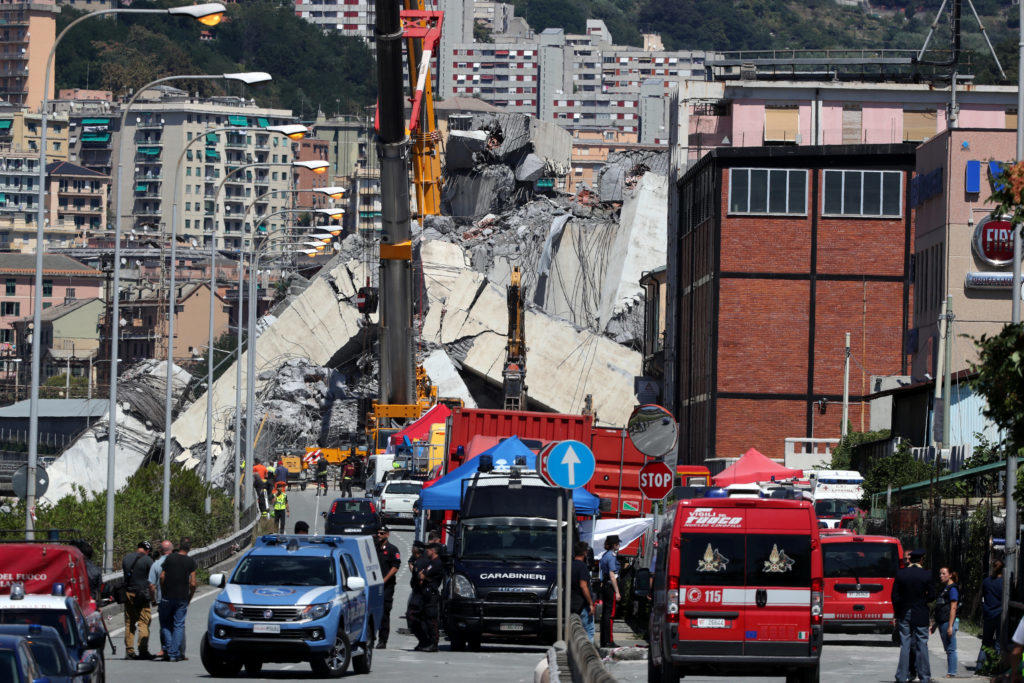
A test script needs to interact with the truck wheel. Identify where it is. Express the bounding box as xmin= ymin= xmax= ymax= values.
xmin=311 ymin=630 xmax=351 ymax=678
xmin=467 ymin=635 xmax=481 ymax=651
xmin=201 ymin=634 xmax=241 ymax=677
xmin=244 ymin=661 xmax=262 ymax=675
xmin=448 ymin=633 xmax=466 ymax=651
xmin=352 ymin=623 xmax=374 ymax=674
